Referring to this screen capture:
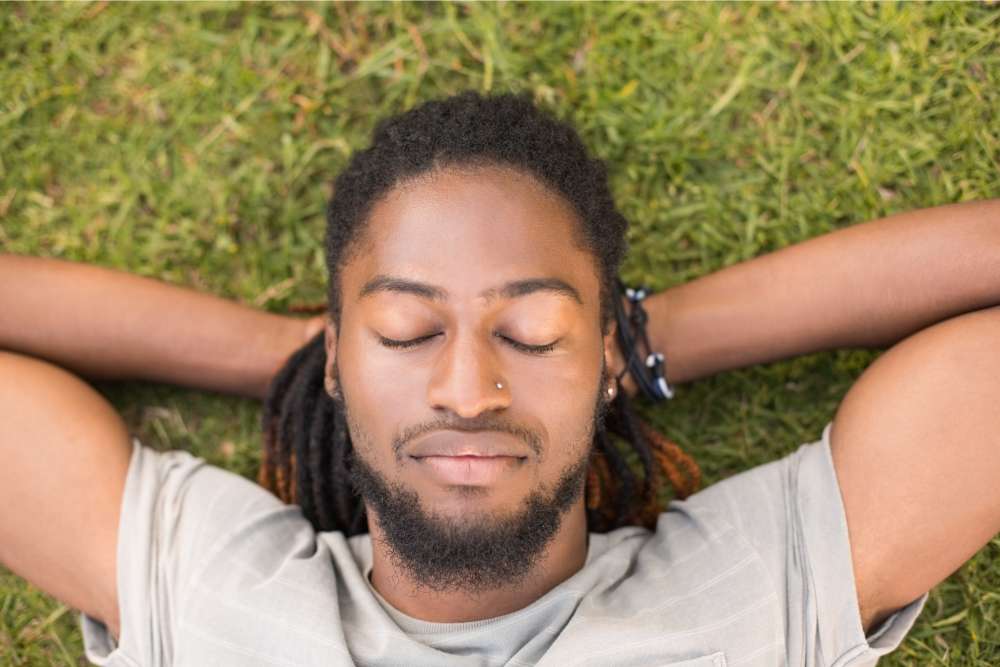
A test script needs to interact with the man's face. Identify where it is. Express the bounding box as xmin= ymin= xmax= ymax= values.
xmin=327 ymin=164 xmax=612 ymax=591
